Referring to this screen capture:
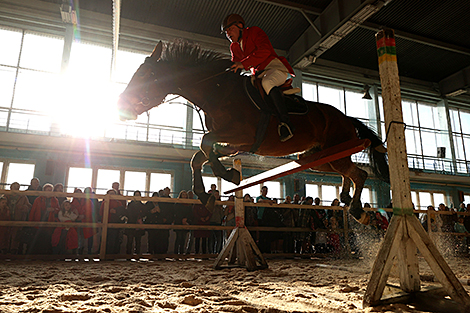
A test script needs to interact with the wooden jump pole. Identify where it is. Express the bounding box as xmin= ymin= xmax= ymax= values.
xmin=225 ymin=138 xmax=370 ymax=194
xmin=363 ymin=29 xmax=470 ymax=309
